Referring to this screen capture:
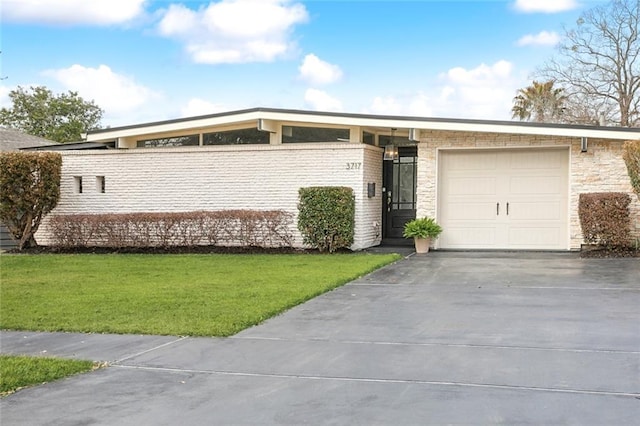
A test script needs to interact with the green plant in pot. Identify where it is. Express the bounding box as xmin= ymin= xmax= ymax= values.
xmin=403 ymin=217 xmax=443 ymax=253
